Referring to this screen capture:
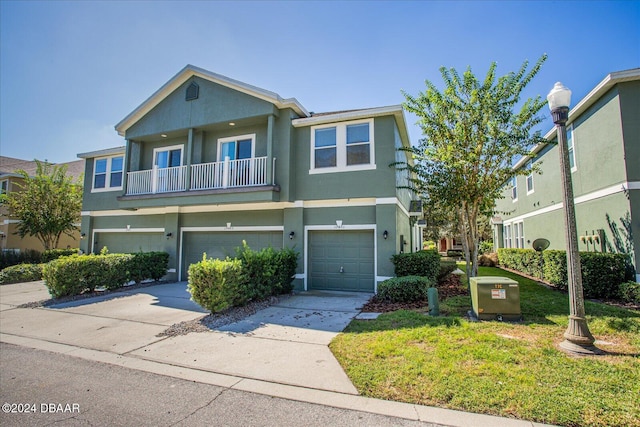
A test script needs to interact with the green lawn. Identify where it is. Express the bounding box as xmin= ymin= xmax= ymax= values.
xmin=330 ymin=267 xmax=640 ymax=427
